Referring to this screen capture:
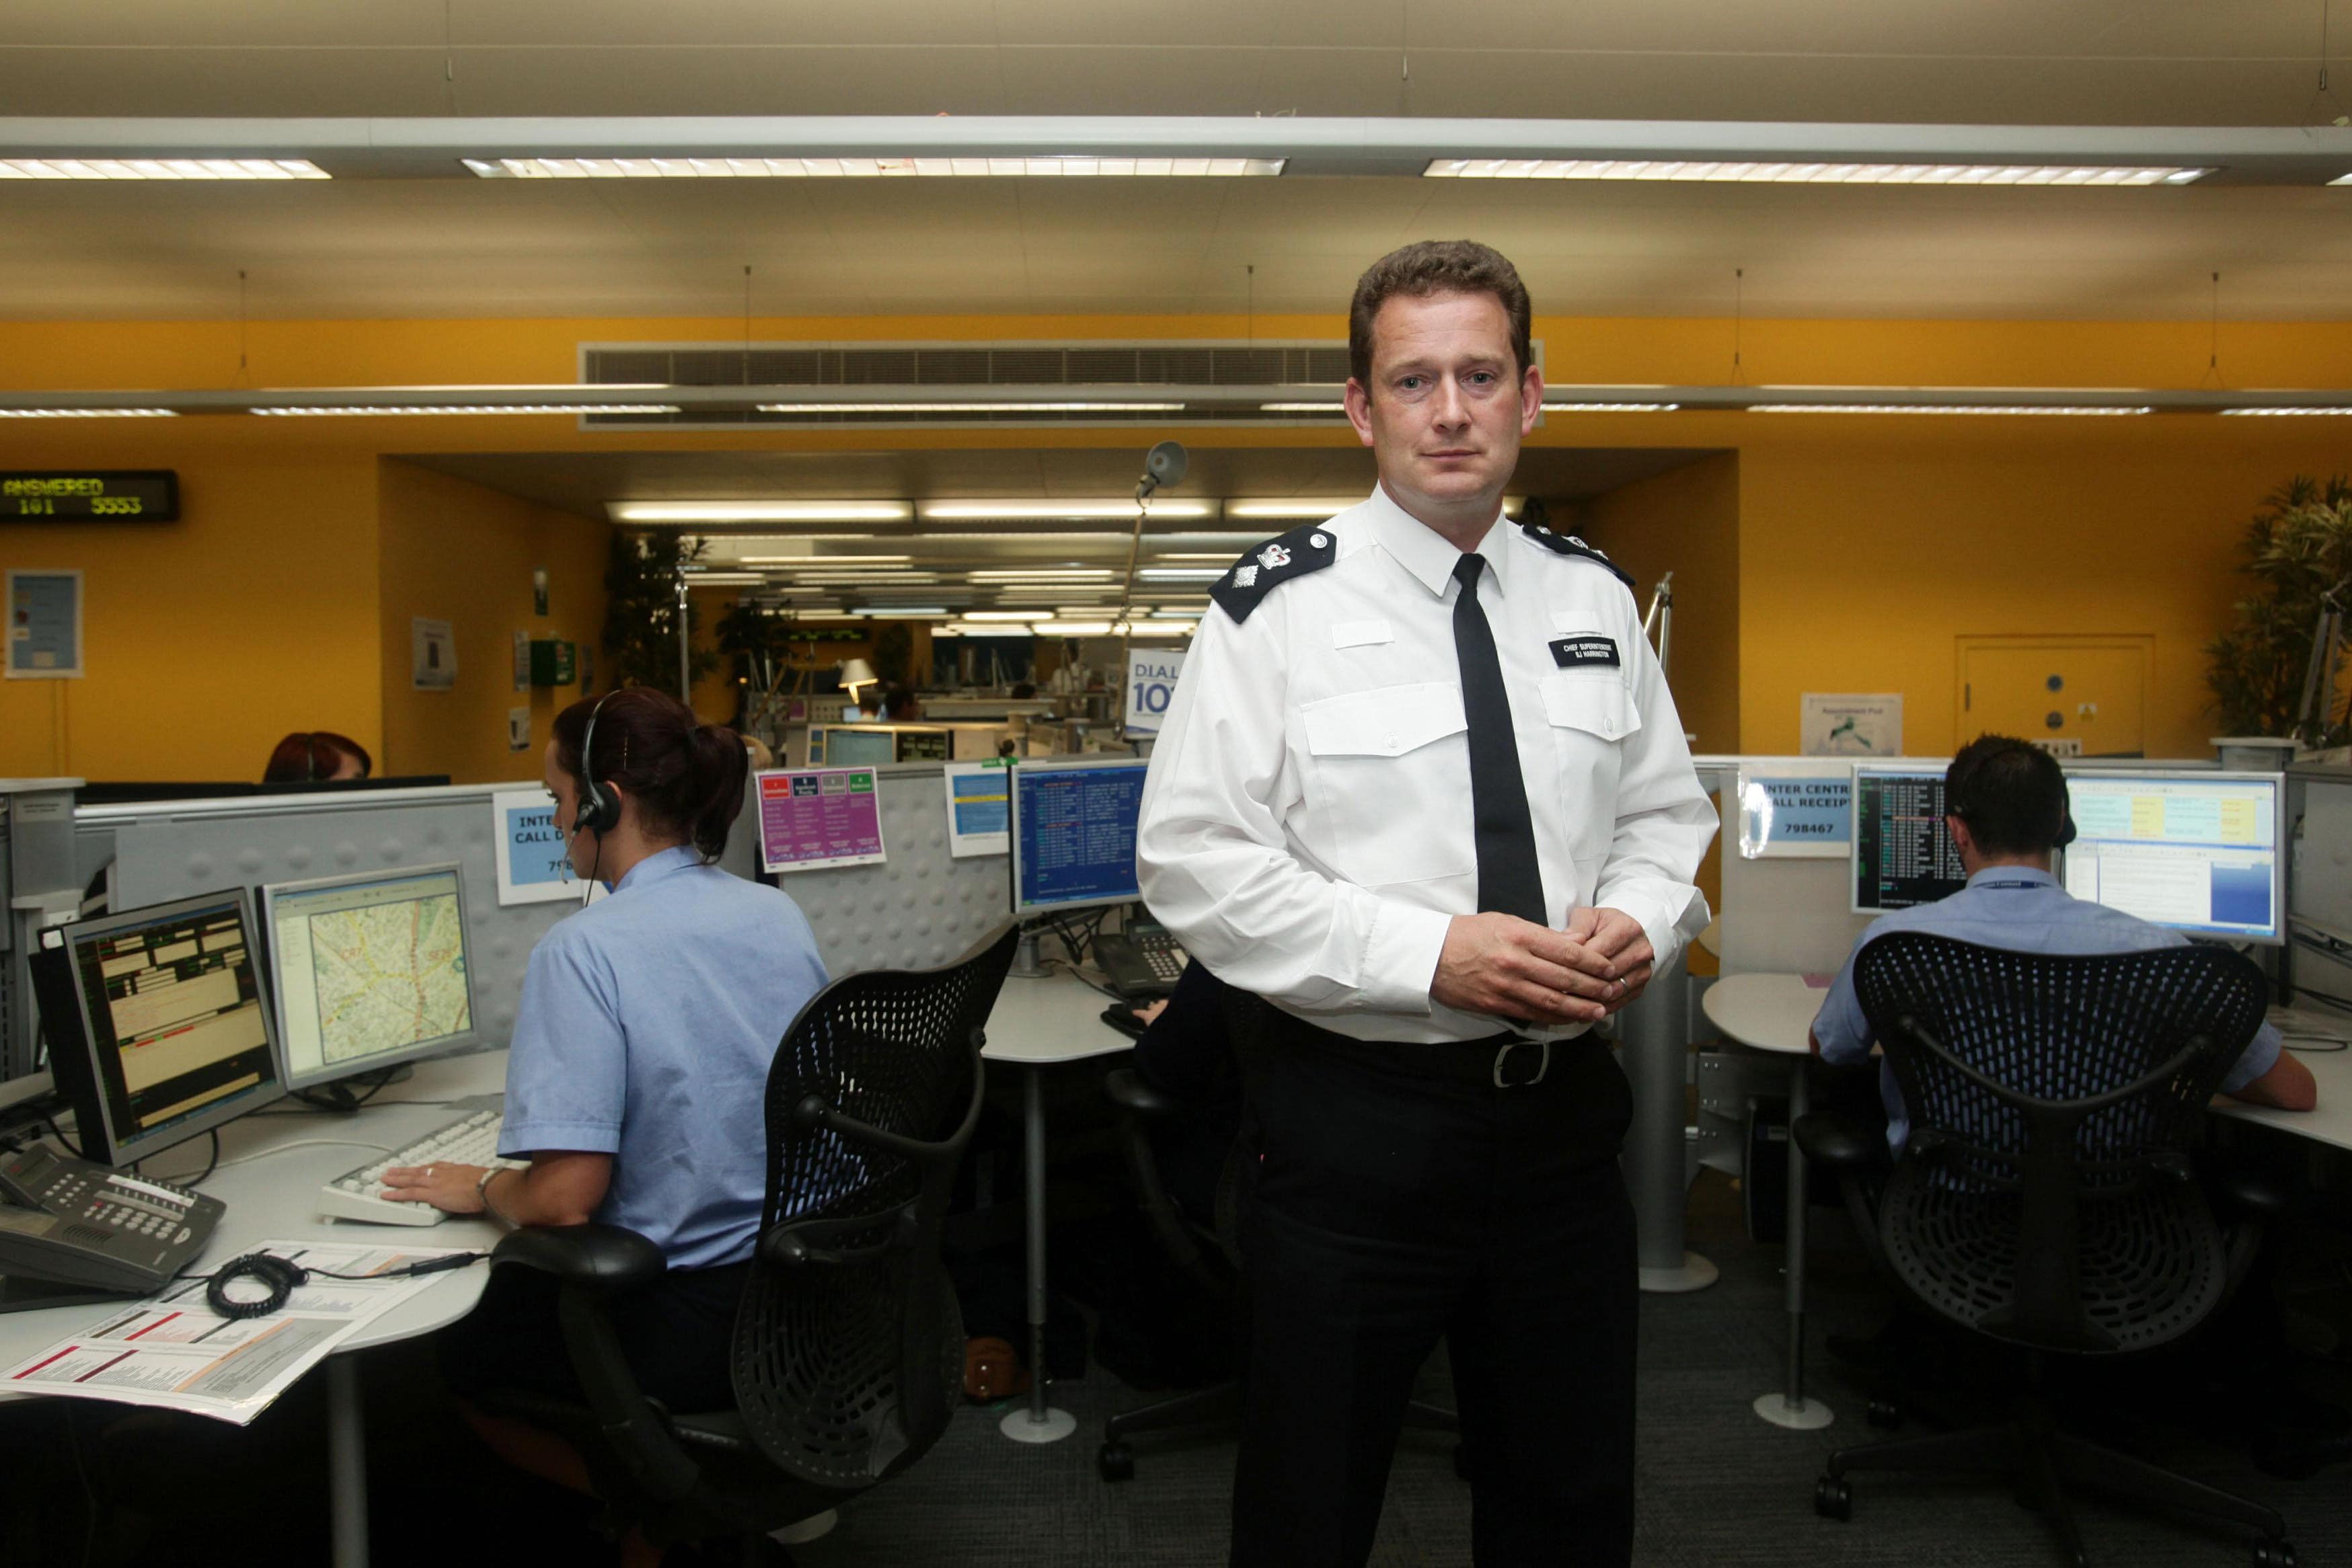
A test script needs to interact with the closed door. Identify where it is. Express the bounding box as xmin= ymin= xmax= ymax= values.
xmin=1956 ymin=635 xmax=2150 ymax=756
